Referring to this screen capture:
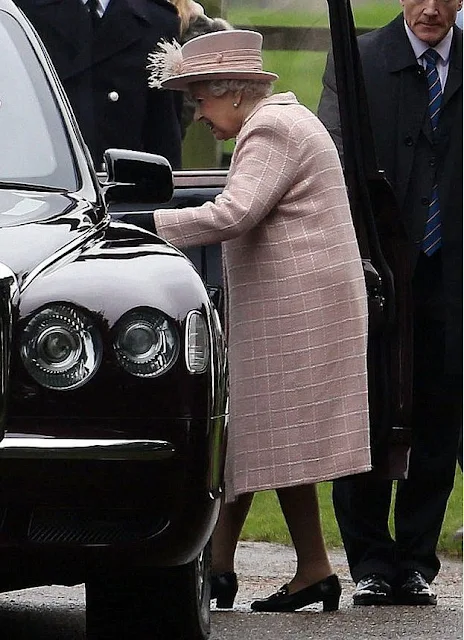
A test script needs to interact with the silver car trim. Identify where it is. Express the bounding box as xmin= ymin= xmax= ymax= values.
xmin=172 ymin=170 xmax=228 ymax=188
xmin=97 ymin=170 xmax=229 ymax=189
xmin=0 ymin=437 xmax=175 ymax=460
